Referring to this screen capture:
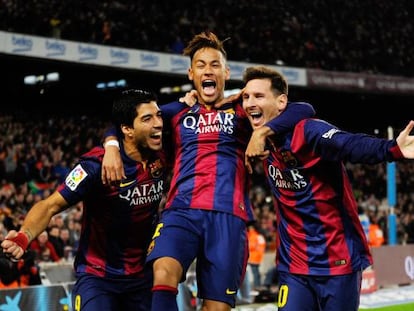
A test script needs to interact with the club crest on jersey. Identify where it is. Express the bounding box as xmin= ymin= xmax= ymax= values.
xmin=65 ymin=164 xmax=88 ymax=191
xmin=149 ymin=159 xmax=163 ymax=178
xmin=222 ymin=107 xmax=235 ymax=114
xmin=281 ymin=151 xmax=297 ymax=167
